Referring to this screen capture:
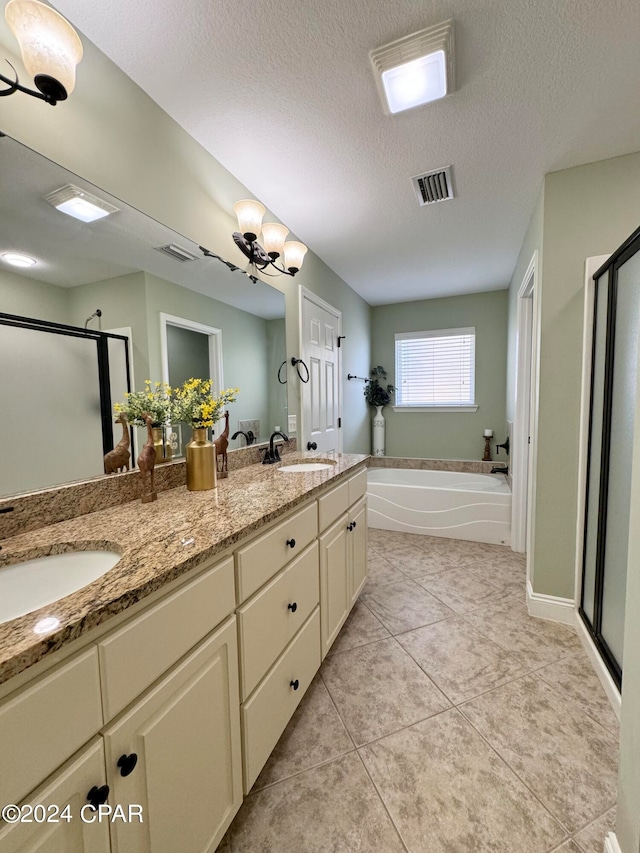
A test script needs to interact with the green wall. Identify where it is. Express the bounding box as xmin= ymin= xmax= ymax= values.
xmin=371 ymin=290 xmax=508 ymax=460
xmin=0 ymin=269 xmax=69 ymax=324
xmin=532 ymin=151 xmax=640 ymax=600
